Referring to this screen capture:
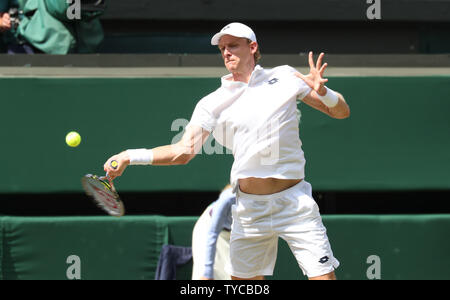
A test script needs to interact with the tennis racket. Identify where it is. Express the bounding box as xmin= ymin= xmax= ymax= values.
xmin=81 ymin=160 xmax=125 ymax=217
